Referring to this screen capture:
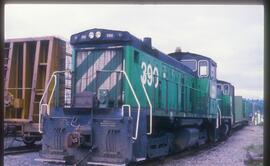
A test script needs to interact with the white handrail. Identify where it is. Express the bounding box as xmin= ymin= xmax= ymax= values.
xmin=47 ymin=75 xmax=57 ymax=115
xmin=38 ymin=74 xmax=55 ymax=133
xmin=121 ymin=71 xmax=141 ymax=140
xmin=99 ymin=70 xmax=141 ymax=140
xmin=38 ymin=70 xmax=68 ymax=133
xmin=216 ymin=102 xmax=222 ymax=129
xmin=141 ymin=81 xmax=153 ymax=135
xmin=217 ymin=104 xmax=222 ymax=126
